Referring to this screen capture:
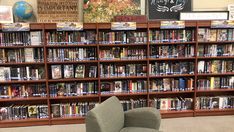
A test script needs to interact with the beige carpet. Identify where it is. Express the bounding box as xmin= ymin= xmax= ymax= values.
xmin=0 ymin=116 xmax=234 ymax=132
